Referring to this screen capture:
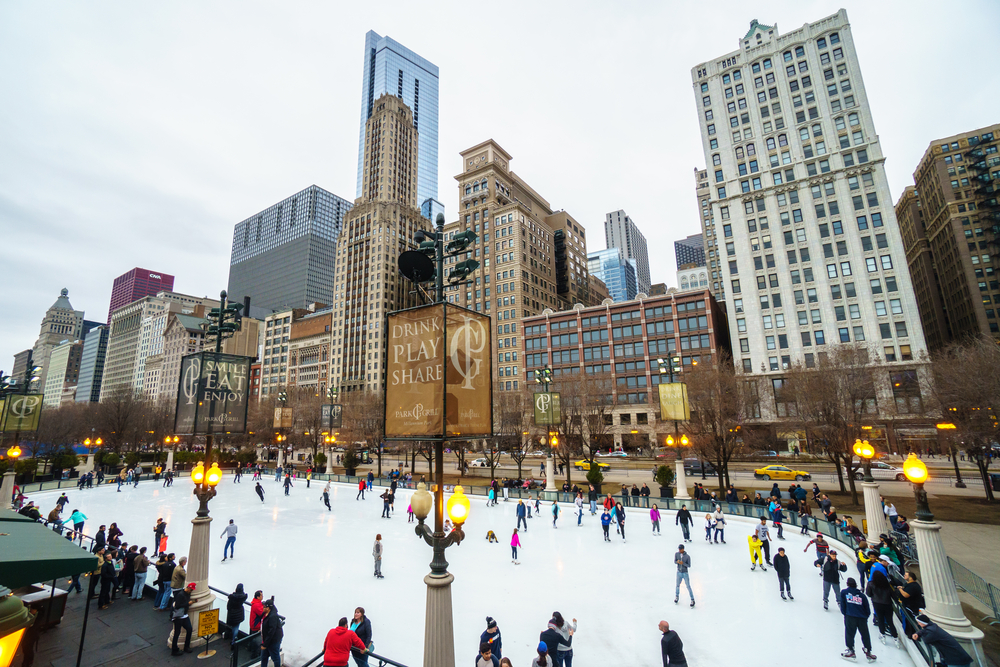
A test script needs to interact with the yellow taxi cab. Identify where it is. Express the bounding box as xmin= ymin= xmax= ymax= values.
xmin=753 ymin=464 xmax=811 ymax=481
